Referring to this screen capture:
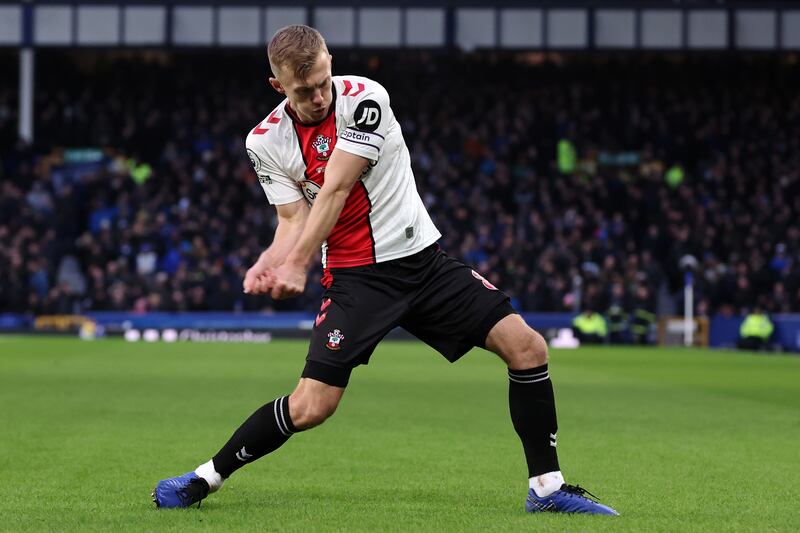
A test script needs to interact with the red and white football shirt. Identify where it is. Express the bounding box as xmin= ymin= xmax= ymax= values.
xmin=245 ymin=75 xmax=441 ymax=269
